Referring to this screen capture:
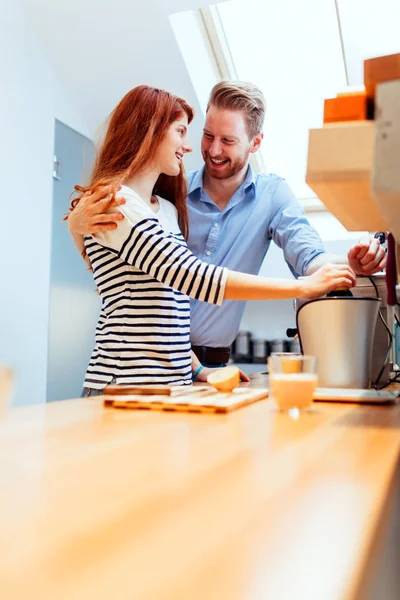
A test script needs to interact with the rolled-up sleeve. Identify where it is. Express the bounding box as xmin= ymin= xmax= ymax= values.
xmin=268 ymin=180 xmax=325 ymax=277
